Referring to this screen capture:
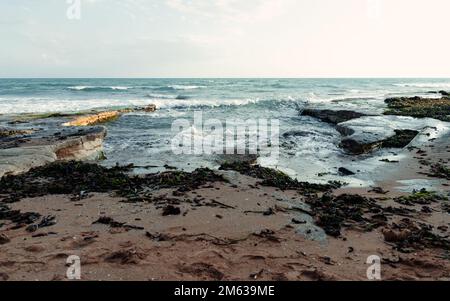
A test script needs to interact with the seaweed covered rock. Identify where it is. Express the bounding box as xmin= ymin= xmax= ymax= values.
xmin=339 ymin=129 xmax=418 ymax=155
xmin=336 ymin=116 xmax=423 ymax=154
xmin=301 ymin=109 xmax=368 ymax=124
xmin=380 ymin=130 xmax=419 ymax=148
xmin=219 ymin=161 xmax=340 ymax=192
xmin=384 ymin=96 xmax=450 ymax=122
